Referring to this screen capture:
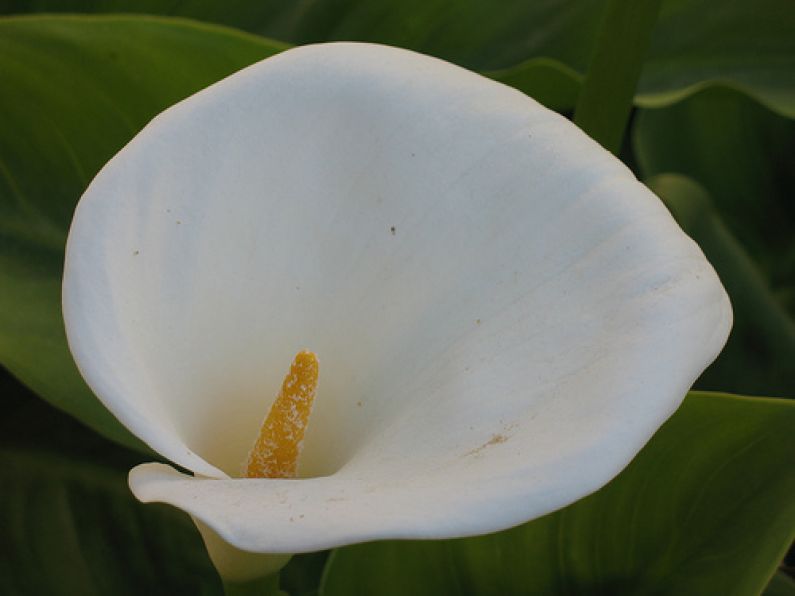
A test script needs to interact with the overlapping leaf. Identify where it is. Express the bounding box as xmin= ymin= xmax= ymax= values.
xmin=645 ymin=174 xmax=794 ymax=398
xmin=0 ymin=5 xmax=791 ymax=596
xmin=0 ymin=368 xmax=221 ymax=596
xmin=635 ymin=88 xmax=795 ymax=308
xmin=3 ymin=0 xmax=794 ymax=114
xmin=322 ymin=393 xmax=795 ymax=596
xmin=766 ymin=573 xmax=795 ymax=596
xmin=0 ymin=16 xmax=284 ymax=447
